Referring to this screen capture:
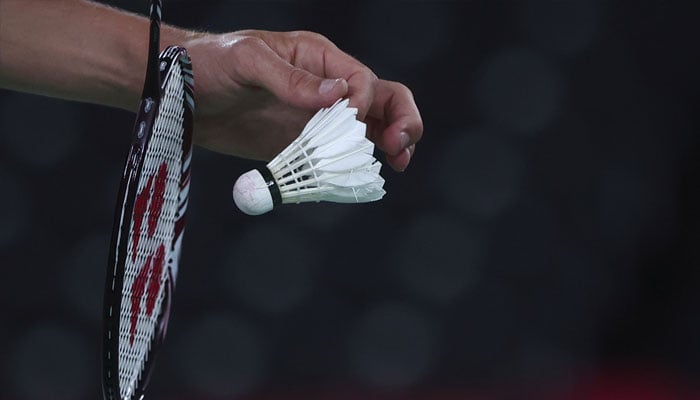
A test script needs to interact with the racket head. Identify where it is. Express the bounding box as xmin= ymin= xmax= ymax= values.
xmin=101 ymin=46 xmax=194 ymax=400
